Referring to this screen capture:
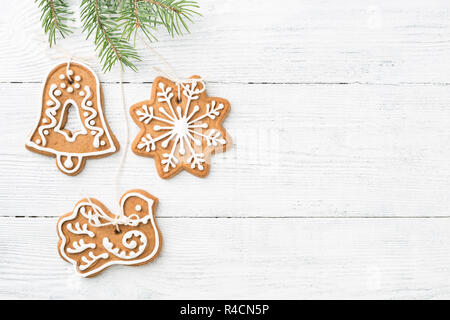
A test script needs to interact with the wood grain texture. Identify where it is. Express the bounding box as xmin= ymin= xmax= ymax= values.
xmin=1 ymin=217 xmax=450 ymax=299
xmin=2 ymin=82 xmax=450 ymax=217
xmin=1 ymin=0 xmax=450 ymax=299
xmin=1 ymin=0 xmax=450 ymax=84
